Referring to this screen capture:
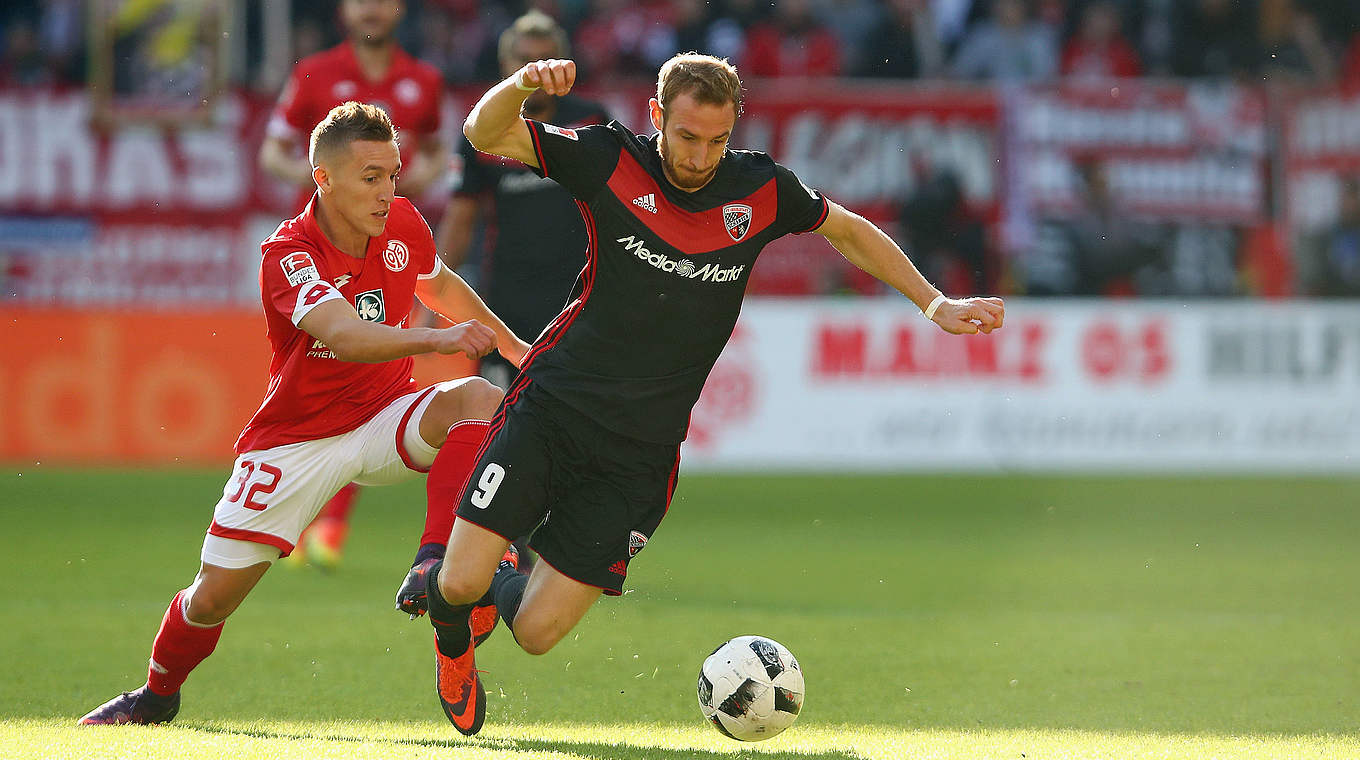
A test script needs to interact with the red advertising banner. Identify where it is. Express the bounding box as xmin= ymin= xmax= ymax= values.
xmin=1 ymin=308 xmax=474 ymax=465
